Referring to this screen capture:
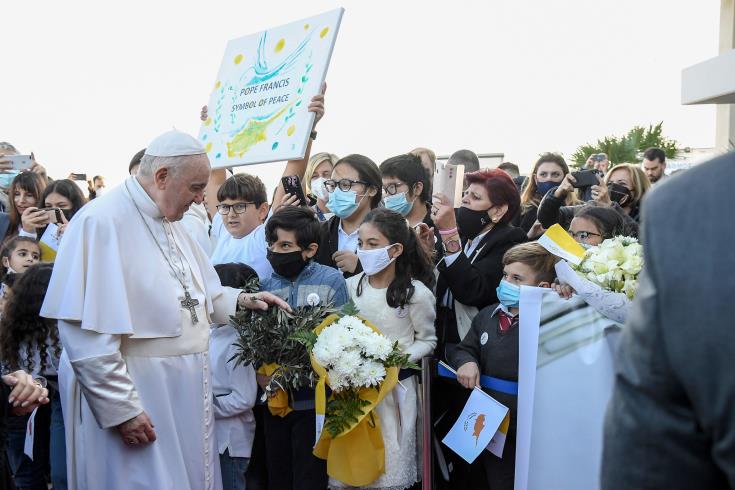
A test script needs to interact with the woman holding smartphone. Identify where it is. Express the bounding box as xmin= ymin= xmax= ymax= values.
xmin=19 ymin=179 xmax=87 ymax=242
